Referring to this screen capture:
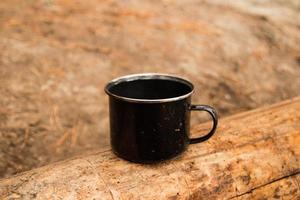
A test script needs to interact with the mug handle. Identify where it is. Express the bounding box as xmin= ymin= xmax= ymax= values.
xmin=189 ymin=105 xmax=218 ymax=144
